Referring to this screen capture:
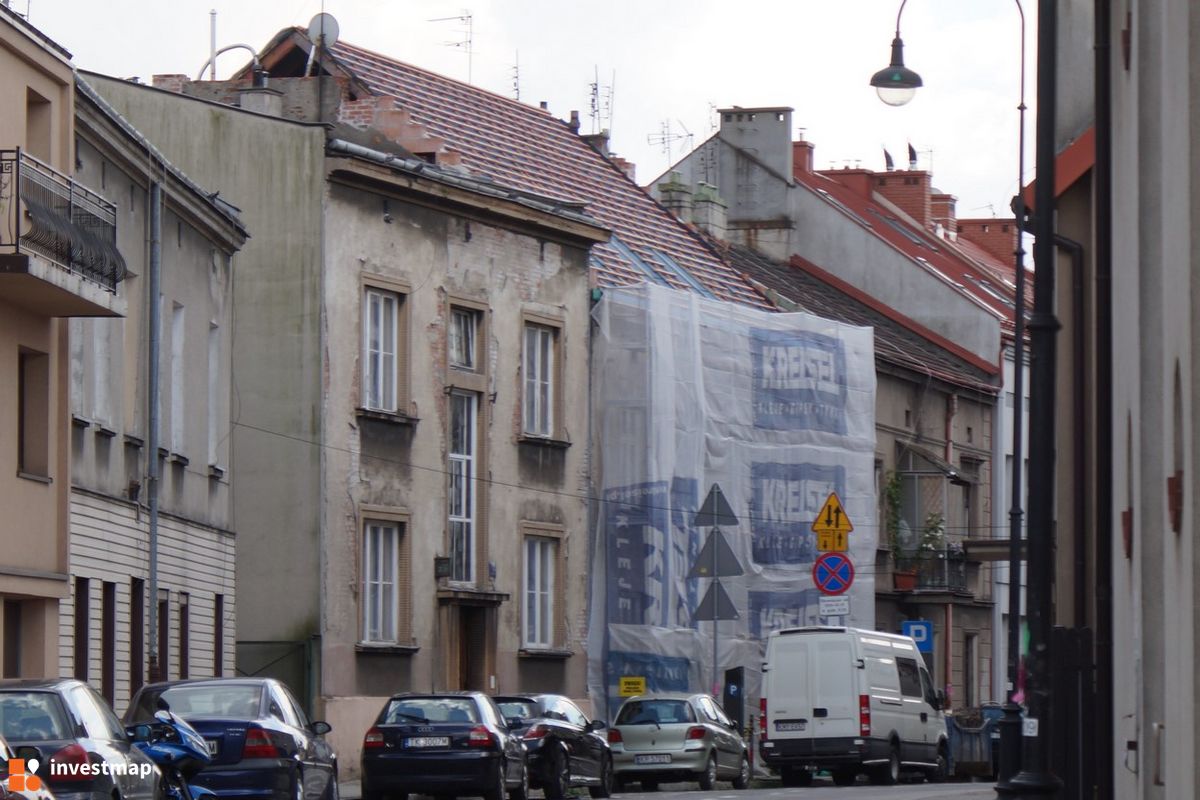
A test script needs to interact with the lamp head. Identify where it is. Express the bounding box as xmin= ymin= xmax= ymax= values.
xmin=870 ymin=36 xmax=923 ymax=107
